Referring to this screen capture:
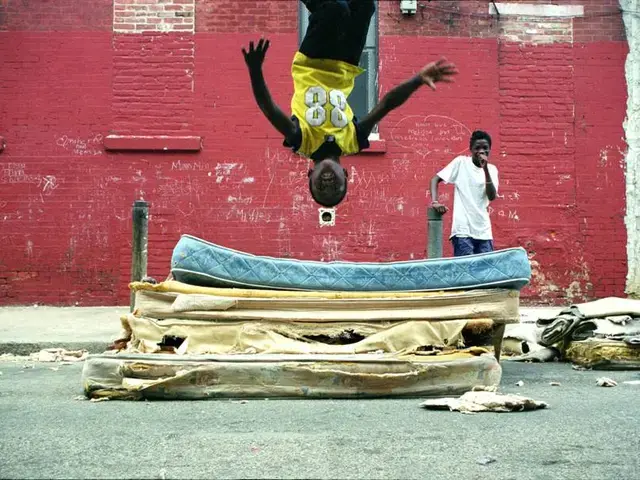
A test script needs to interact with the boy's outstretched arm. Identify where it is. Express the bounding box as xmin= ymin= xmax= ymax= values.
xmin=242 ymin=39 xmax=296 ymax=140
xmin=358 ymin=58 xmax=458 ymax=137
